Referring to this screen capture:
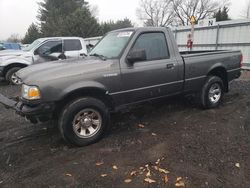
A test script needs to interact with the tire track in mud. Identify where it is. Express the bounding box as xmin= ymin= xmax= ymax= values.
xmin=0 ymin=123 xmax=56 ymax=150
